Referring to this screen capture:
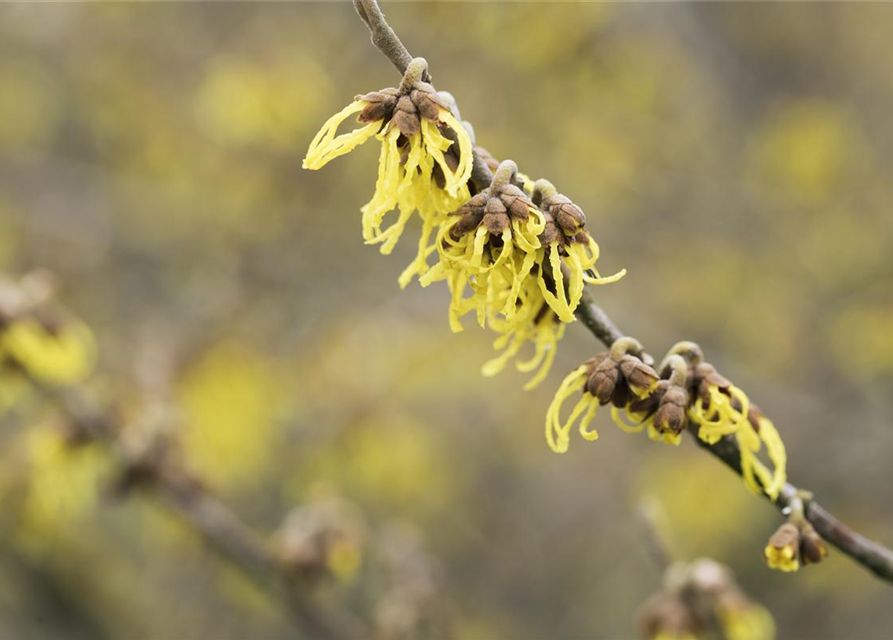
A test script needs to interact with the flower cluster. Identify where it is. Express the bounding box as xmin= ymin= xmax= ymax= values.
xmin=303 ymin=61 xmax=624 ymax=388
xmin=547 ymin=339 xmax=787 ymax=501
xmin=763 ymin=516 xmax=827 ymax=573
xmin=640 ymin=558 xmax=775 ymax=640
xmin=303 ymin=57 xmax=473 ymax=286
